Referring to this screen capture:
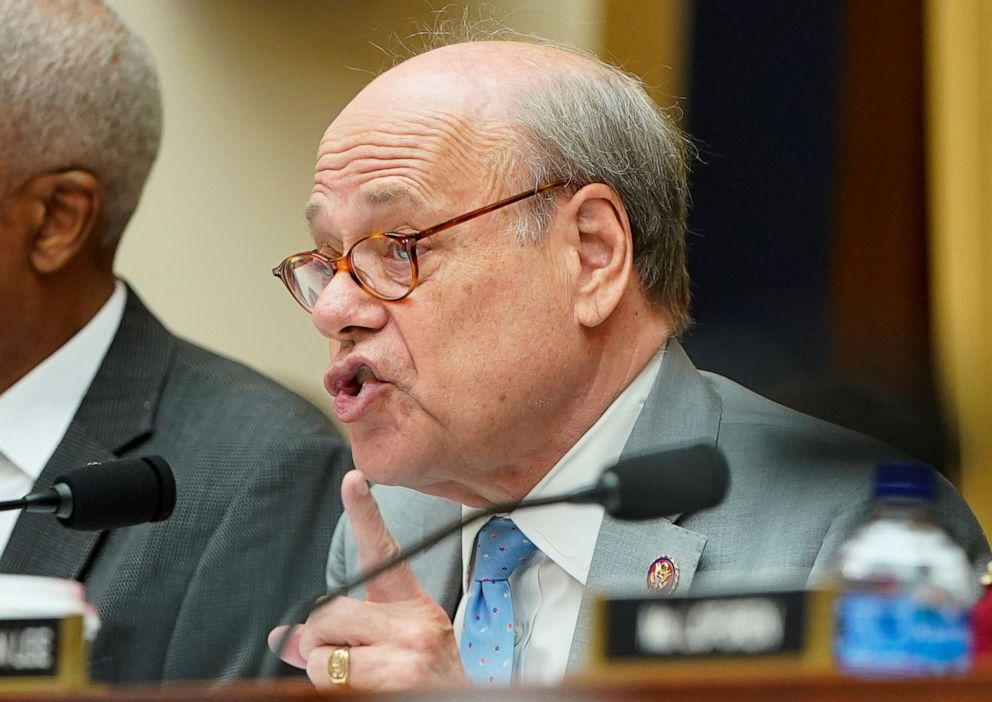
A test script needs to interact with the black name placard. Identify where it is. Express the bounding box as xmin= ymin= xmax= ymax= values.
xmin=0 ymin=616 xmax=86 ymax=691
xmin=593 ymin=589 xmax=834 ymax=676
xmin=0 ymin=619 xmax=59 ymax=677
